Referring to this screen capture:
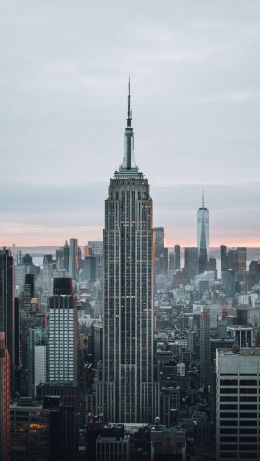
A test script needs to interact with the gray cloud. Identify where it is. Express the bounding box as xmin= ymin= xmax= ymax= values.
xmin=0 ymin=0 xmax=260 ymax=244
